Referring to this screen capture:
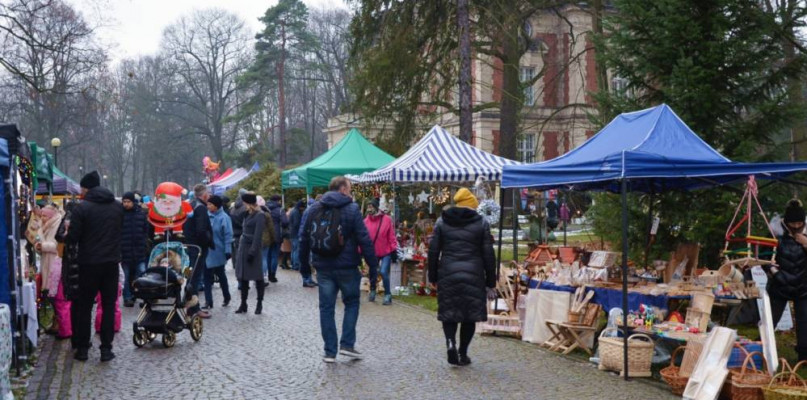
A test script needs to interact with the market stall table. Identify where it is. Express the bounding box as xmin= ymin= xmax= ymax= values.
xmin=529 ymin=280 xmax=690 ymax=312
